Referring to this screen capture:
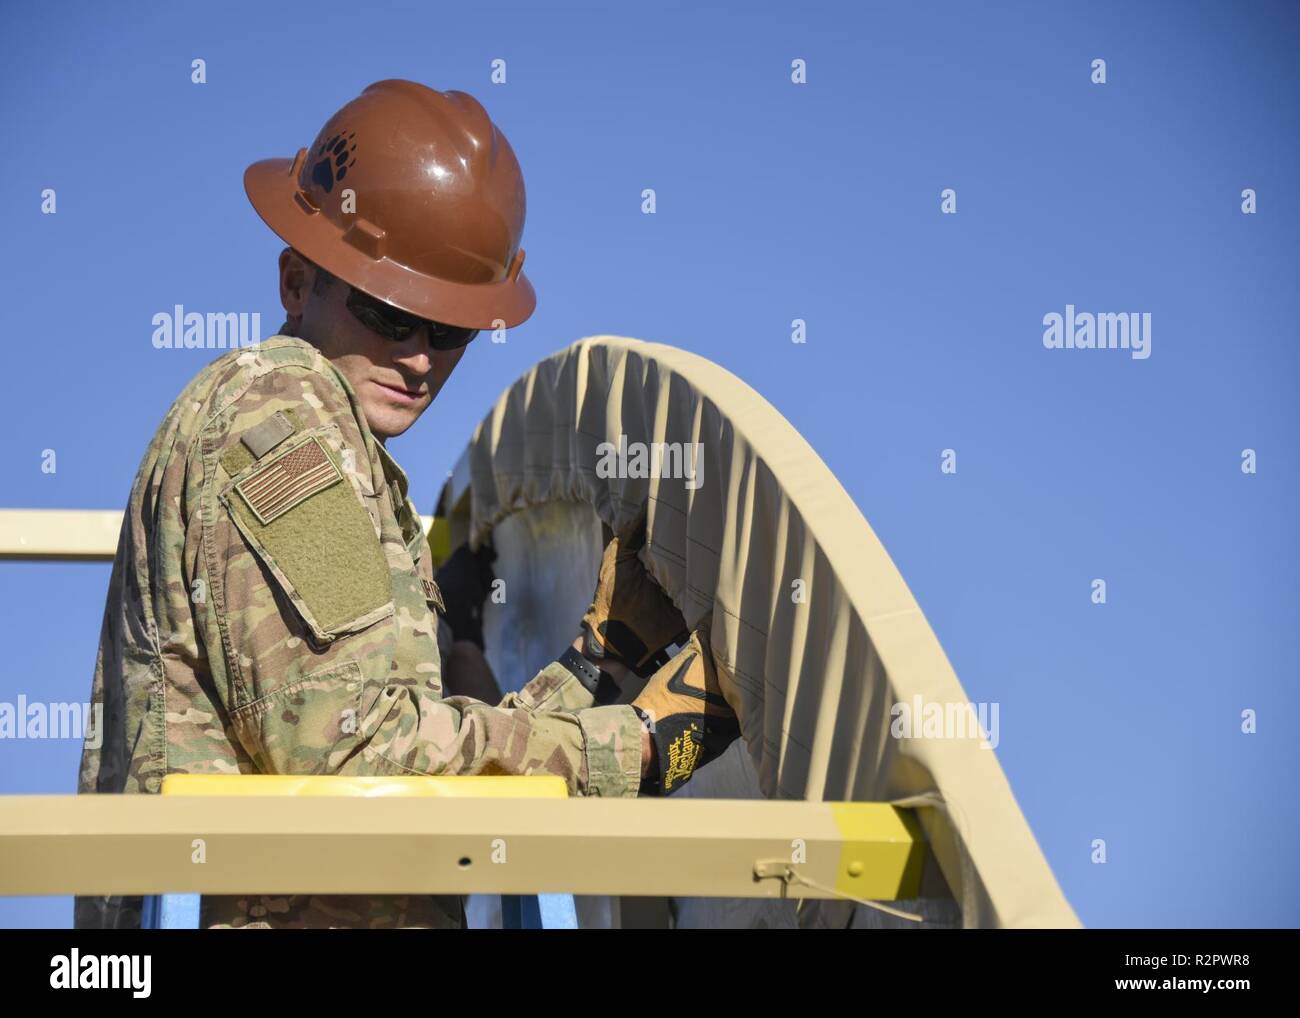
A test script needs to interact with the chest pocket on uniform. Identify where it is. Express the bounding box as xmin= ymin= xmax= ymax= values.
xmin=219 ymin=425 xmax=394 ymax=645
